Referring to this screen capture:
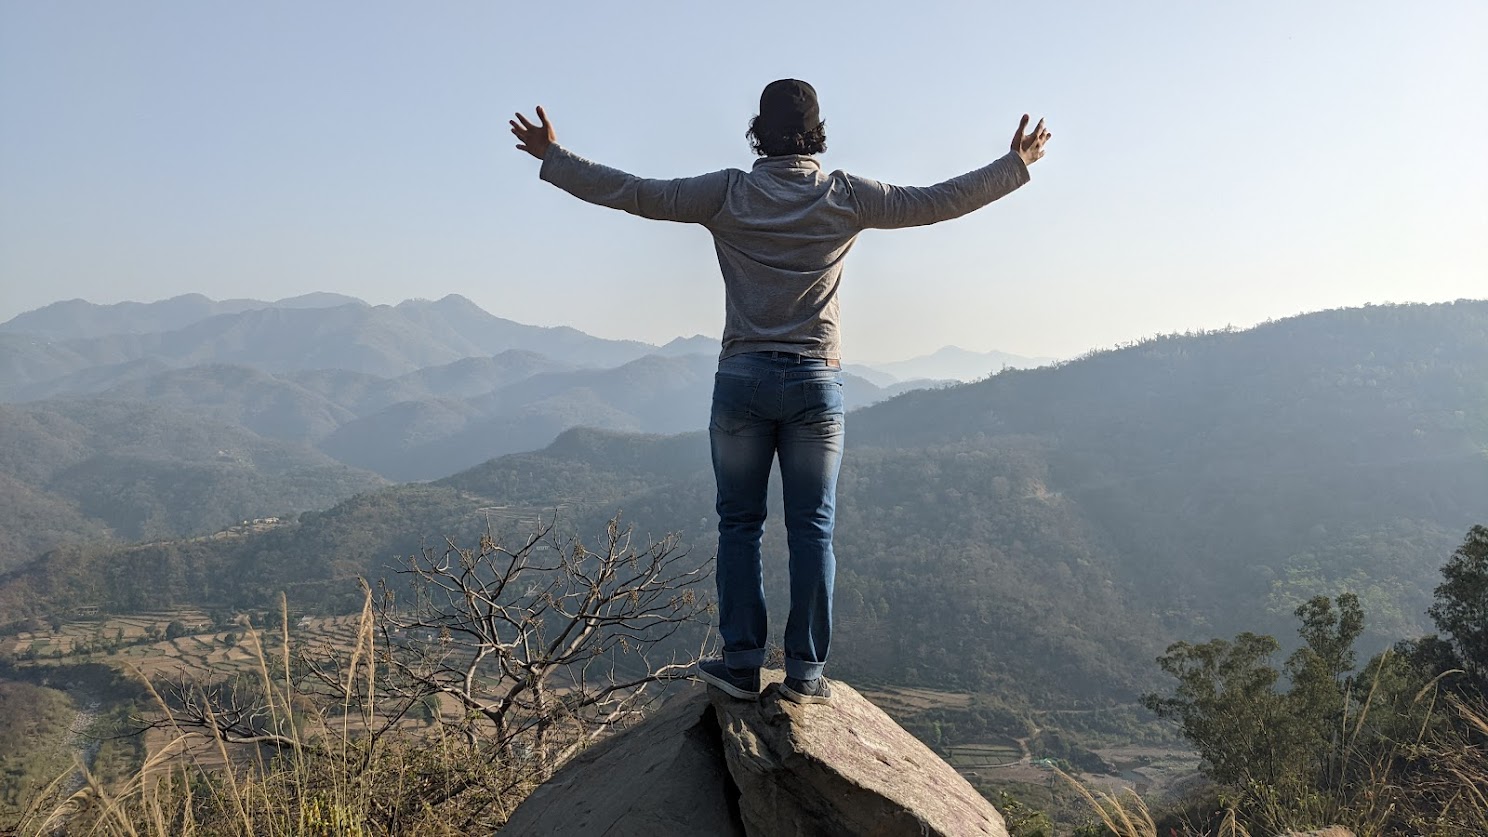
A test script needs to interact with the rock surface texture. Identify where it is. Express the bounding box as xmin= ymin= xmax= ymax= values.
xmin=501 ymin=672 xmax=1009 ymax=836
